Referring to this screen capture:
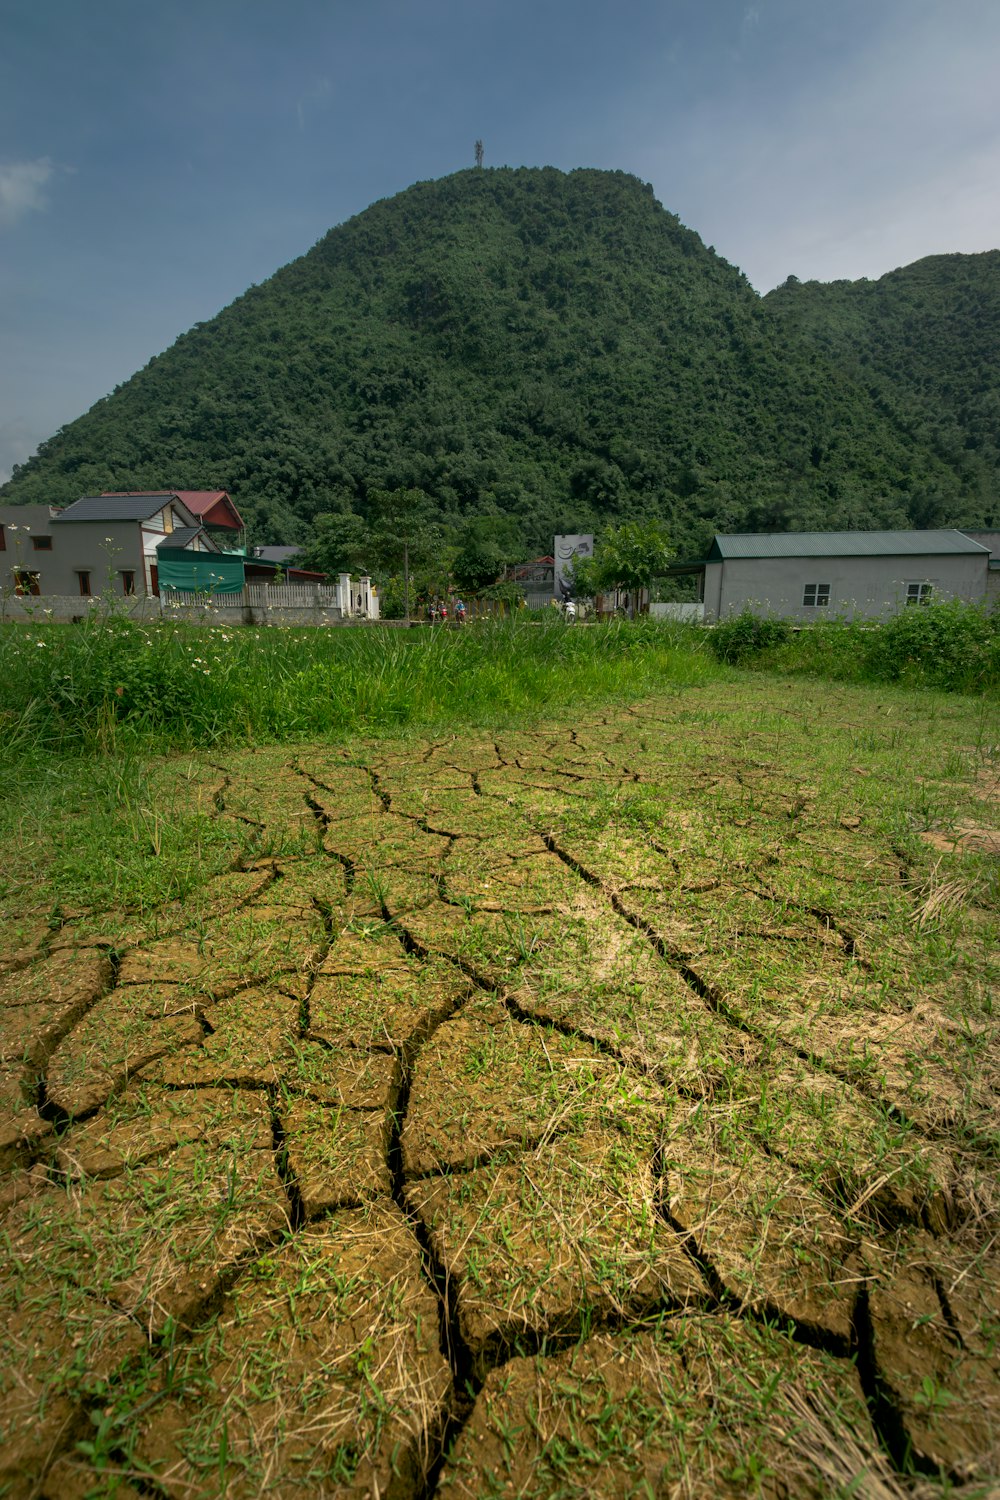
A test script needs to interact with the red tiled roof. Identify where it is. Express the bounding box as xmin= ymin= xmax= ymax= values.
xmin=170 ymin=491 xmax=230 ymax=515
